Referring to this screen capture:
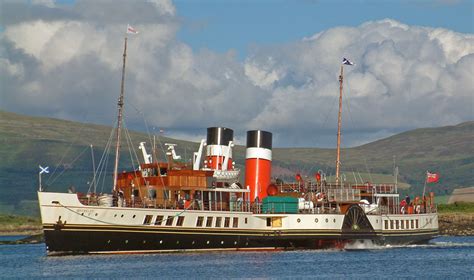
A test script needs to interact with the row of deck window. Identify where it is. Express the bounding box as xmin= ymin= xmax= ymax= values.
xmin=142 ymin=215 xmax=240 ymax=228
xmin=384 ymin=219 xmax=419 ymax=230
xmin=197 ymin=216 xmax=239 ymax=228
